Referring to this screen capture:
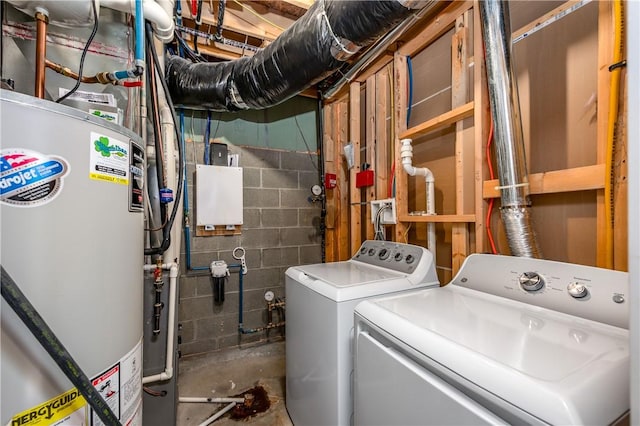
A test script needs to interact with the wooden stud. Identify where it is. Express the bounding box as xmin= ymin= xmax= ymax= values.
xmin=323 ymin=103 xmax=336 ymax=262
xmin=349 ymin=82 xmax=363 ymax=252
xmin=376 ymin=67 xmax=390 ymax=202
xmin=596 ymin=0 xmax=612 ymax=267
xmin=365 ymin=76 xmax=376 ymax=240
xmin=394 ymin=54 xmax=410 ymax=242
xmin=338 ymin=101 xmax=351 ymax=260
